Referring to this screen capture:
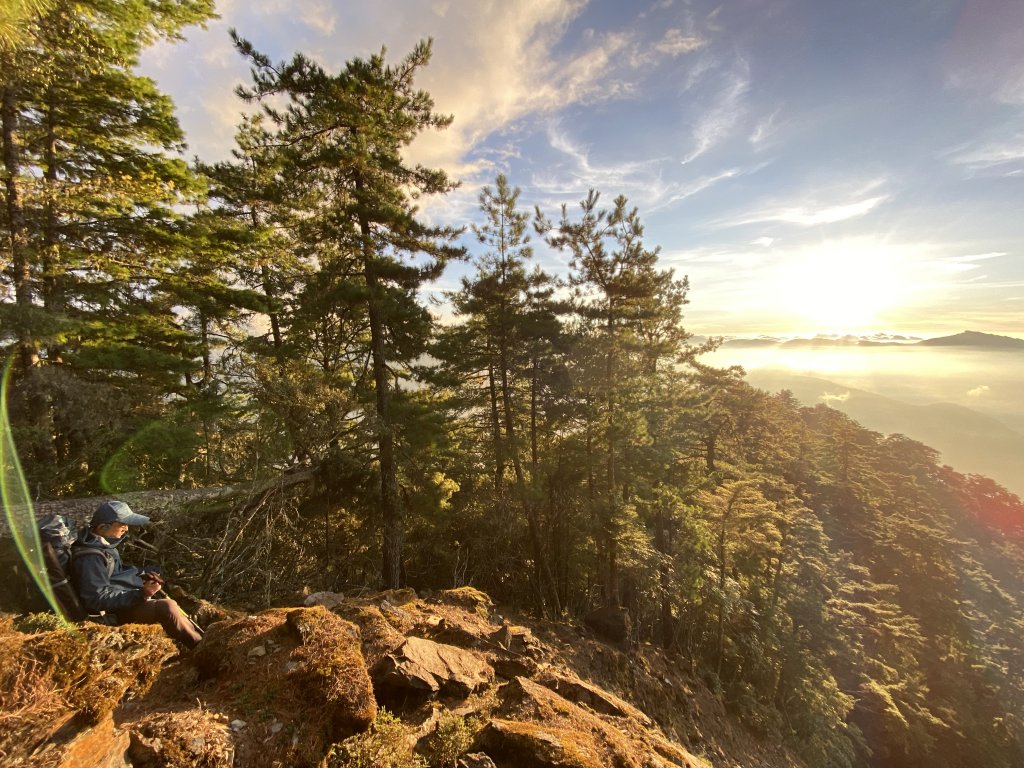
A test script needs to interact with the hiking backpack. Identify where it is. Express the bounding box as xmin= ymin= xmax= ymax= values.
xmin=38 ymin=514 xmax=112 ymax=622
